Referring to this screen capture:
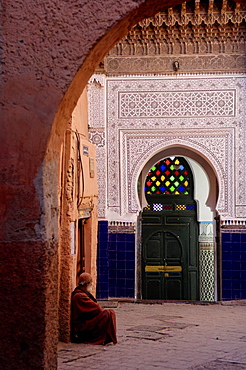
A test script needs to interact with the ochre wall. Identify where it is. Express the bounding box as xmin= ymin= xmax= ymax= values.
xmin=1 ymin=0 xmax=244 ymax=369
